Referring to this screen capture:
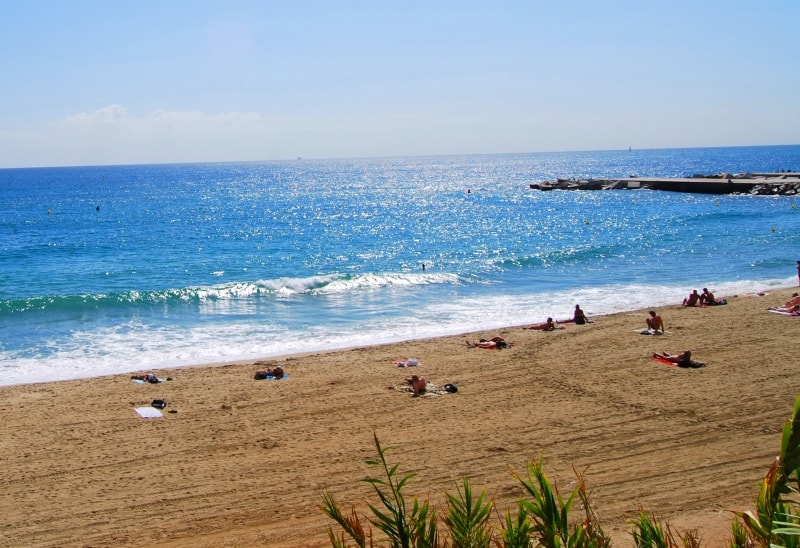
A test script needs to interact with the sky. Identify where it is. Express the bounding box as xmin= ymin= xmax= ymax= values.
xmin=1 ymin=1 xmax=798 ymax=168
